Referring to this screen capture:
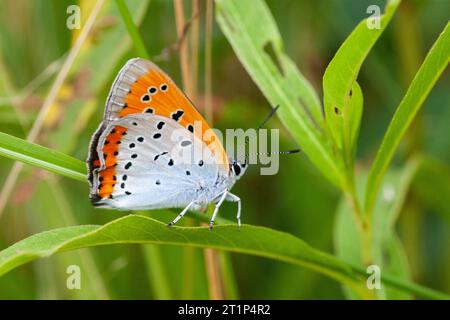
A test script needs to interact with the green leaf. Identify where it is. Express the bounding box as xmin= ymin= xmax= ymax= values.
xmin=0 ymin=214 xmax=448 ymax=299
xmin=216 ymin=0 xmax=344 ymax=187
xmin=335 ymin=158 xmax=421 ymax=299
xmin=0 ymin=131 xmax=86 ymax=181
xmin=323 ymin=0 xmax=400 ymax=153
xmin=0 ymin=215 xmax=359 ymax=284
xmin=365 ymin=21 xmax=450 ymax=215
